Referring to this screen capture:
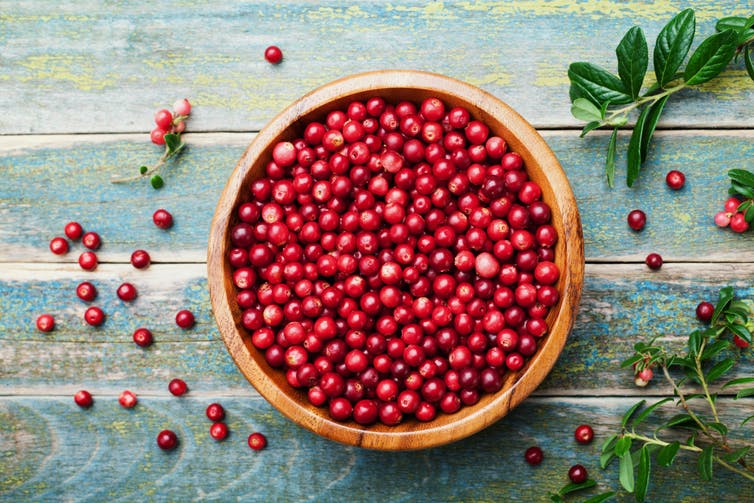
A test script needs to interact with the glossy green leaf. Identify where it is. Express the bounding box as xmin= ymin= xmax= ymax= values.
xmin=743 ymin=205 xmax=754 ymax=223
xmin=684 ymin=30 xmax=738 ymax=85
xmin=550 ymin=494 xmax=564 ymax=503
xmin=622 ymin=401 xmax=646 ymax=429
xmin=654 ymin=9 xmax=696 ymax=87
xmin=722 ymin=377 xmax=754 ymax=388
xmin=745 ymin=45 xmax=754 ymax=81
xmin=700 ymin=339 xmax=730 ymax=361
xmin=715 ymin=16 xmax=747 ymax=32
xmin=615 ymin=436 xmax=633 ymax=456
xmin=698 ymin=446 xmax=713 ymax=481
xmin=150 ymin=174 xmax=164 ymax=189
xmin=728 ymin=323 xmax=752 ymax=344
xmin=617 ymin=26 xmax=648 ymax=99
xmin=572 ymin=98 xmax=603 ymax=121
xmin=600 ymin=100 xmax=611 ymax=119
xmin=568 ymin=62 xmax=632 ymax=107
xmin=164 ymin=133 xmax=181 ymax=153
xmin=601 ymin=433 xmax=618 ymax=454
xmin=735 ymin=387 xmax=754 ymax=399
xmin=635 ymin=446 xmax=651 ymax=502
xmin=620 ymin=354 xmax=644 ymax=369
xmin=559 ymin=479 xmax=597 ymax=496
xmin=742 ymin=413 xmax=754 ymax=426
xmin=619 ymin=451 xmax=635 ymax=492
xmin=707 ymin=422 xmax=728 ymax=437
xmin=584 ymin=493 xmax=616 ymax=503
xmin=606 ymin=128 xmax=618 ymax=187
xmin=657 ymin=441 xmax=680 ymax=466
xmin=581 ymin=120 xmax=602 ymax=137
xmin=639 ymin=95 xmax=668 ymax=162
xmin=712 ymin=287 xmax=734 ymax=324
xmin=722 ymin=446 xmax=750 ymax=463
xmin=688 ymin=329 xmax=702 ymax=356
xmin=601 ymin=450 xmax=616 ymax=469
xmin=626 ymin=105 xmax=650 ymax=187
xmin=705 ymin=358 xmax=735 ymax=383
xmin=730 ymin=182 xmax=754 ymax=199
xmin=657 ymin=413 xmax=696 ymax=431
xmin=631 ymin=398 xmax=673 ymax=427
